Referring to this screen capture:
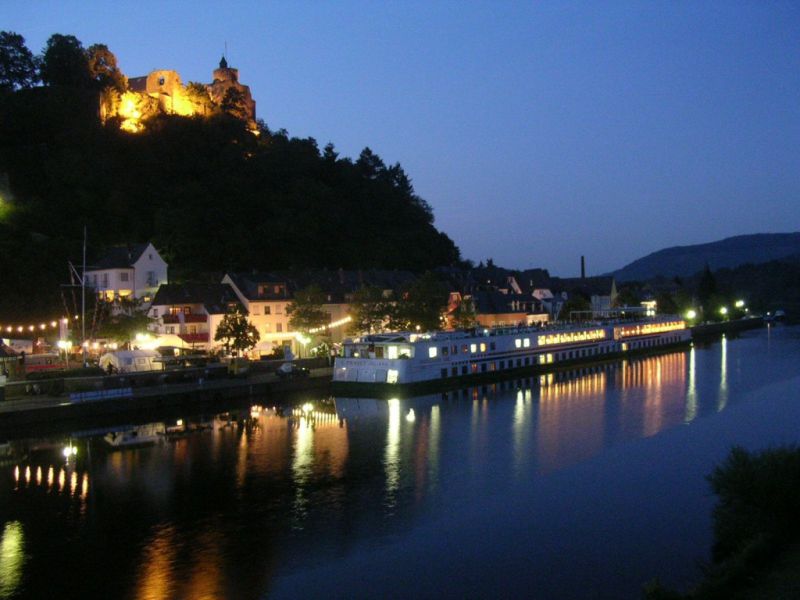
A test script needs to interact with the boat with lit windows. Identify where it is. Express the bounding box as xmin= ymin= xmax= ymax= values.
xmin=332 ymin=317 xmax=691 ymax=394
